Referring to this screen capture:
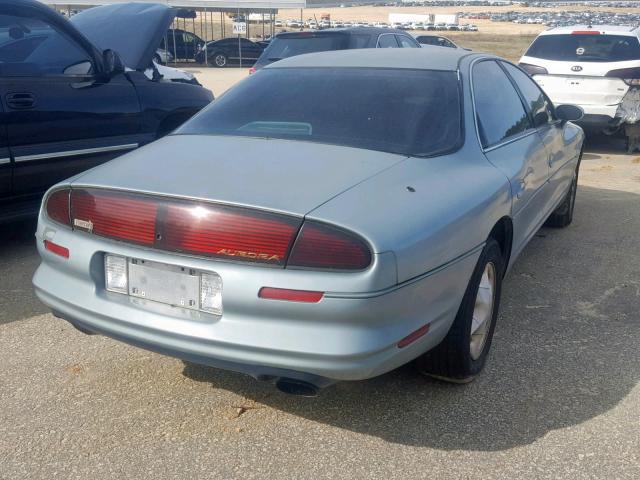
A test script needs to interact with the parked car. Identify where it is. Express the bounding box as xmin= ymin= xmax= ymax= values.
xmin=251 ymin=27 xmax=420 ymax=72
xmin=416 ymin=35 xmax=462 ymax=49
xmin=34 ymin=48 xmax=584 ymax=395
xmin=154 ymin=48 xmax=173 ymax=64
xmin=0 ymin=1 xmax=213 ymax=222
xmin=196 ymin=37 xmax=266 ymax=67
xmin=159 ymin=28 xmax=204 ymax=61
xmin=519 ymin=25 xmax=640 ymax=148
